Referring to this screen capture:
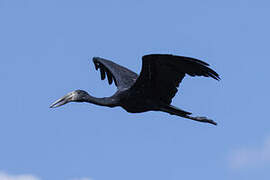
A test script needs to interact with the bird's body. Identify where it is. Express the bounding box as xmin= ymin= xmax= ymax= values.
xmin=117 ymin=89 xmax=160 ymax=113
xmin=50 ymin=54 xmax=220 ymax=125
